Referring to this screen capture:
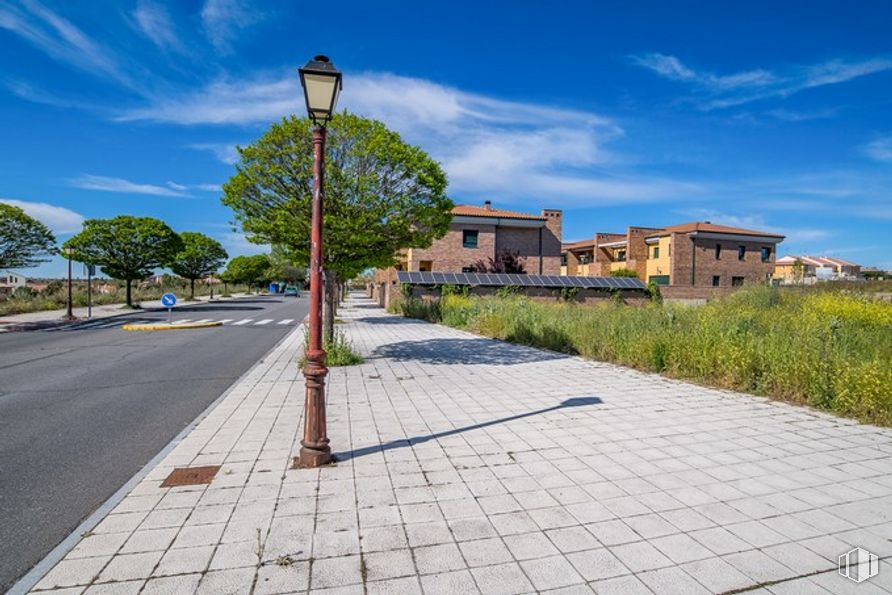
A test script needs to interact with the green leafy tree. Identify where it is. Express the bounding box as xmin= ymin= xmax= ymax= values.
xmin=222 ymin=254 xmax=270 ymax=293
xmin=63 ymin=216 xmax=183 ymax=307
xmin=0 ymin=203 xmax=56 ymax=269
xmin=171 ymin=232 xmax=229 ymax=299
xmin=221 ymin=112 xmax=452 ymax=340
xmin=267 ymin=244 xmax=307 ymax=287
